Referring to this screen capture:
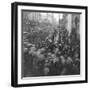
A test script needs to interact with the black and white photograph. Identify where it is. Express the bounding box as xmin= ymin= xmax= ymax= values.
xmin=22 ymin=11 xmax=80 ymax=77
xmin=11 ymin=2 xmax=88 ymax=87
